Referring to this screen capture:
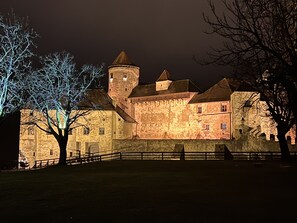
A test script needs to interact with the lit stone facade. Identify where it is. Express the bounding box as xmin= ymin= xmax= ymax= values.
xmin=19 ymin=51 xmax=296 ymax=166
xmin=19 ymin=91 xmax=135 ymax=167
